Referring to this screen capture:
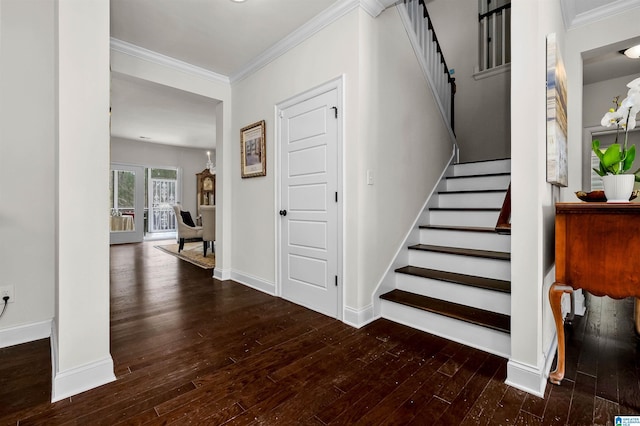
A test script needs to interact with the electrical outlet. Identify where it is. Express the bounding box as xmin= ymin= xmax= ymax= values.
xmin=0 ymin=285 xmax=14 ymax=303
